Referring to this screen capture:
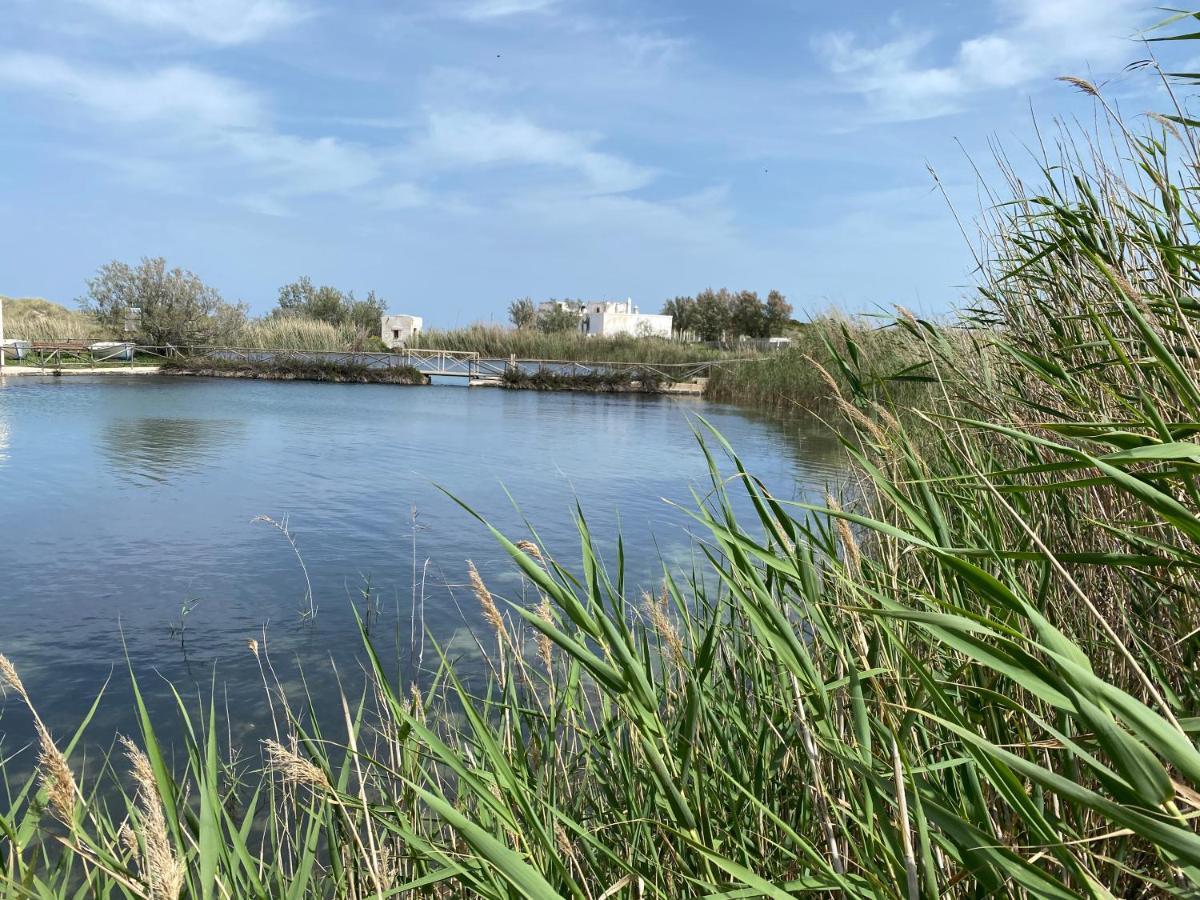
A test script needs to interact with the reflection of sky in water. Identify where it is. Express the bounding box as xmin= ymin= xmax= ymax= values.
xmin=0 ymin=376 xmax=846 ymax=771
